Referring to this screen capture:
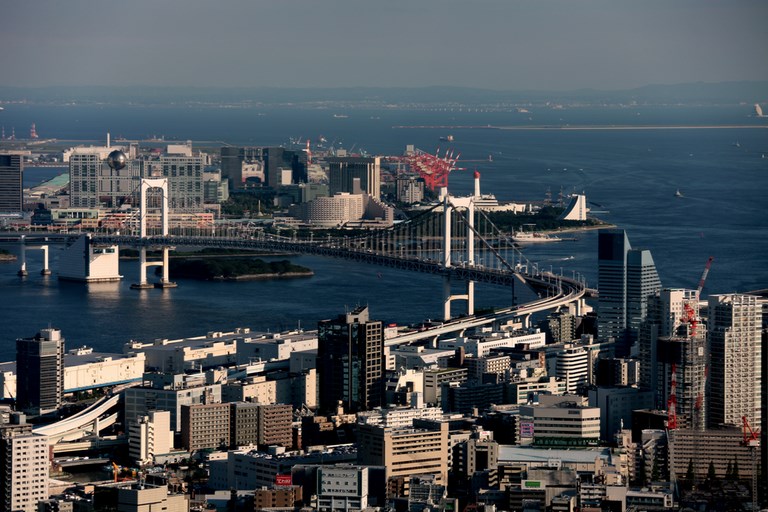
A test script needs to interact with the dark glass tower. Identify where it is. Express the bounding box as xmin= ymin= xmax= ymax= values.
xmin=0 ymin=153 xmax=23 ymax=212
xmin=598 ymin=229 xmax=661 ymax=357
xmin=597 ymin=230 xmax=631 ymax=349
xmin=16 ymin=328 xmax=65 ymax=414
xmin=317 ymin=306 xmax=384 ymax=413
